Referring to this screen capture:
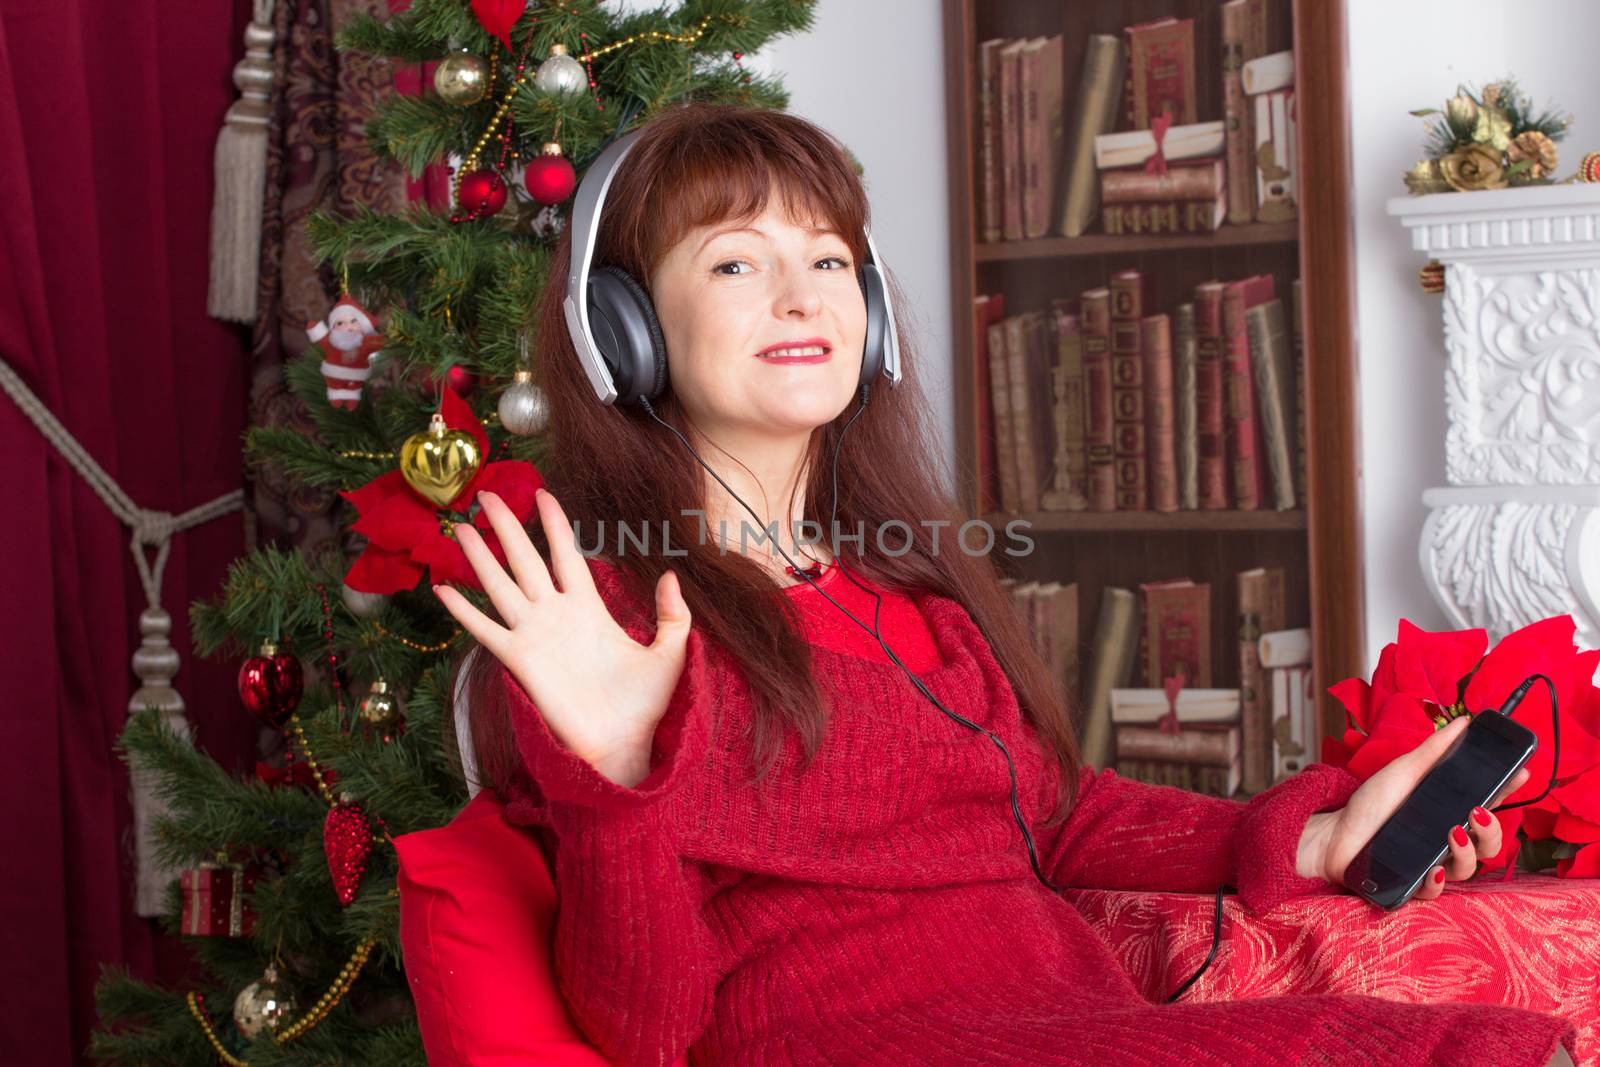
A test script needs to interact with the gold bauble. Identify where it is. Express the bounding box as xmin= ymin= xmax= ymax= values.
xmin=232 ymin=964 xmax=296 ymax=1040
xmin=433 ymin=51 xmax=489 ymax=106
xmin=358 ymin=679 xmax=404 ymax=735
xmin=399 ymin=412 xmax=482 ymax=509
